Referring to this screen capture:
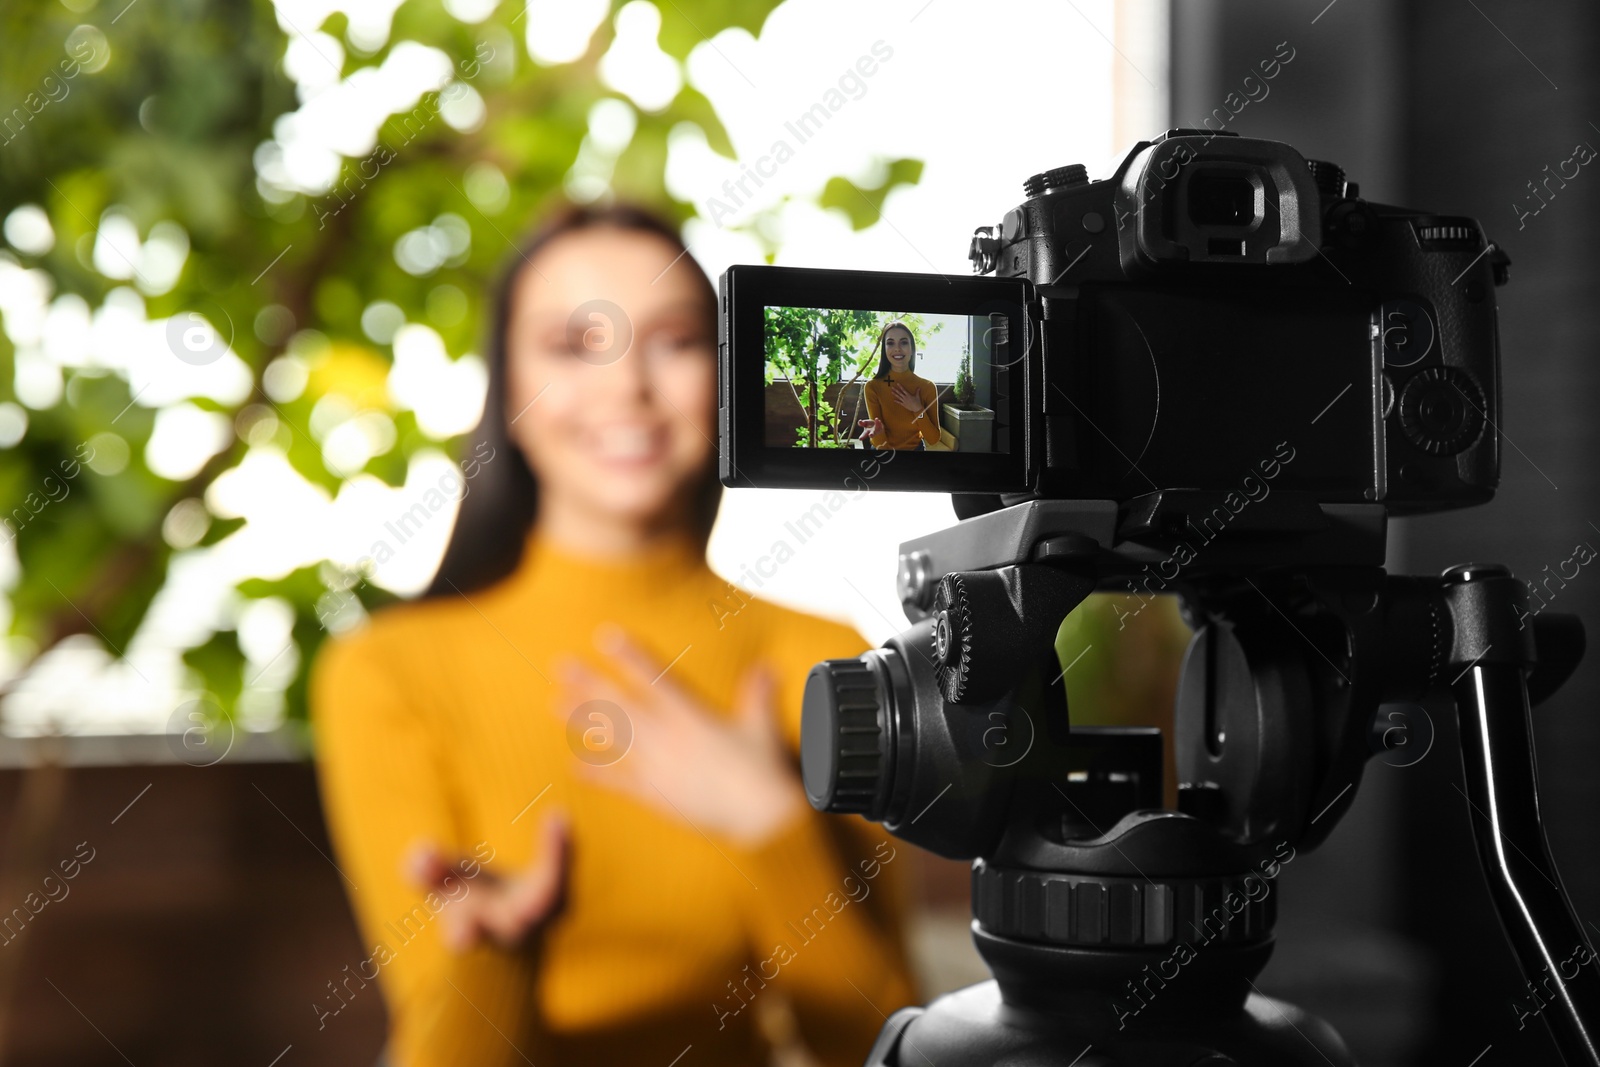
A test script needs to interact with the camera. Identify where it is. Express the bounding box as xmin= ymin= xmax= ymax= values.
xmin=712 ymin=134 xmax=1600 ymax=1065
xmin=718 ymin=129 xmax=1508 ymax=518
